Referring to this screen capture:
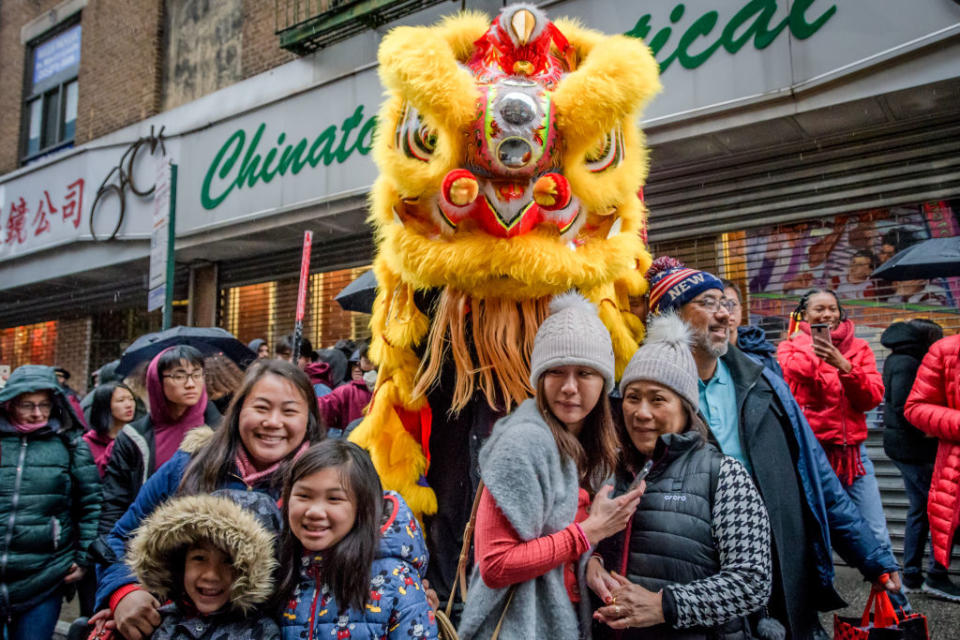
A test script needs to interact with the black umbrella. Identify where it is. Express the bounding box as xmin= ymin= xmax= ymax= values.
xmin=116 ymin=326 xmax=256 ymax=377
xmin=872 ymin=237 xmax=960 ymax=281
xmin=335 ymin=269 xmax=378 ymax=314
